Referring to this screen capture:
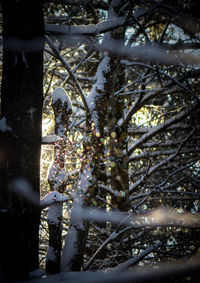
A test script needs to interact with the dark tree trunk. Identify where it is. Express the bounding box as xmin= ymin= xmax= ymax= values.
xmin=0 ymin=0 xmax=44 ymax=280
